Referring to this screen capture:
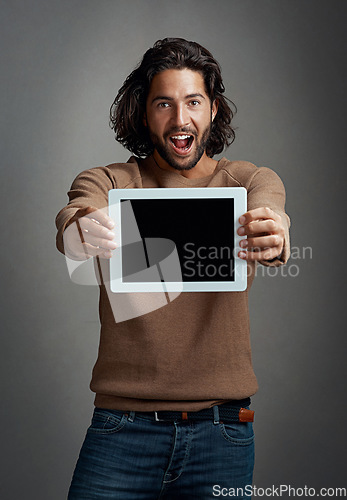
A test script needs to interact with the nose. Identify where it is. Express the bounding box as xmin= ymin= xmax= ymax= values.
xmin=172 ymin=103 xmax=190 ymax=128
